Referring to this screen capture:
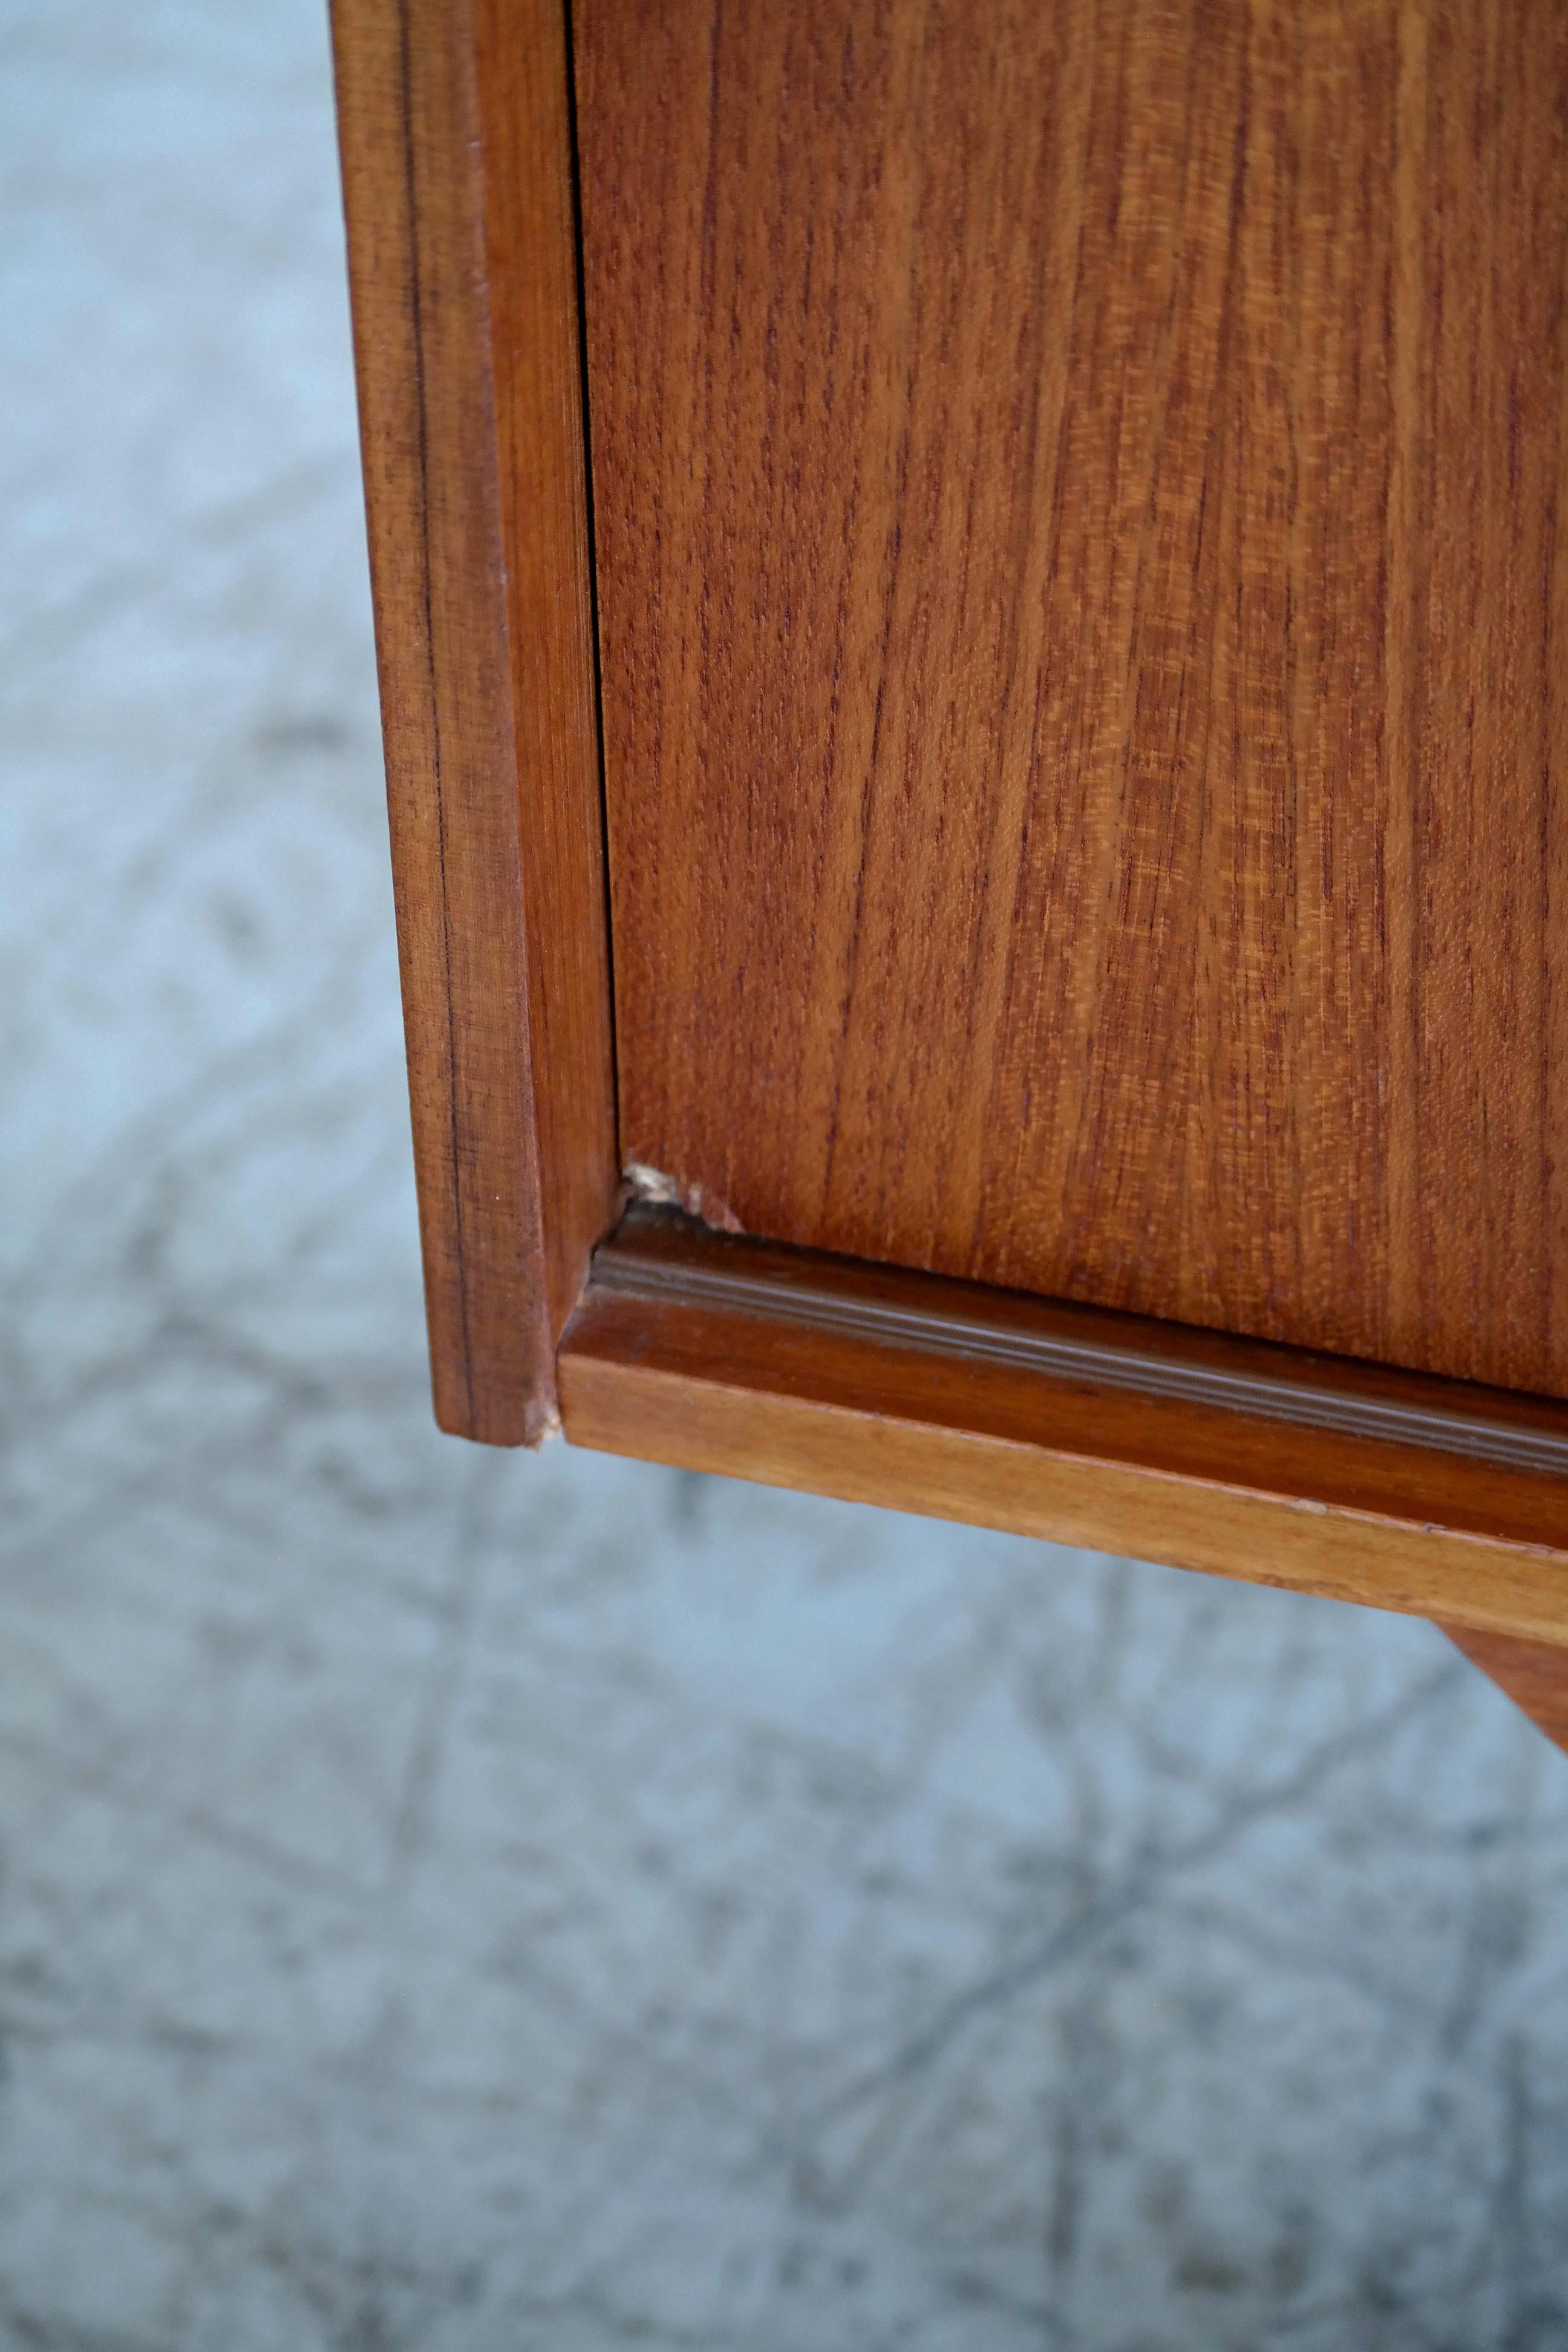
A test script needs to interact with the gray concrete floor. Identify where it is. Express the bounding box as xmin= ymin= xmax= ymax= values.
xmin=3 ymin=4 xmax=1567 ymax=2346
